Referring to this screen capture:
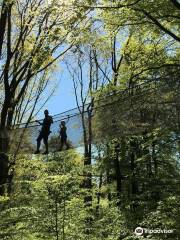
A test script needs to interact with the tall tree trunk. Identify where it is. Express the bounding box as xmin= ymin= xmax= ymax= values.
xmin=82 ymin=110 xmax=92 ymax=205
xmin=0 ymin=1 xmax=8 ymax=57
xmin=96 ymin=172 xmax=102 ymax=215
xmin=130 ymin=150 xmax=138 ymax=195
xmin=106 ymin=144 xmax=112 ymax=203
xmin=0 ymin=99 xmax=10 ymax=195
xmin=0 ymin=153 xmax=8 ymax=195
xmin=129 ymin=138 xmax=139 ymax=211
xmin=82 ymin=107 xmax=93 ymax=235
xmin=152 ymin=140 xmax=157 ymax=176
xmin=113 ymin=141 xmax=122 ymax=205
